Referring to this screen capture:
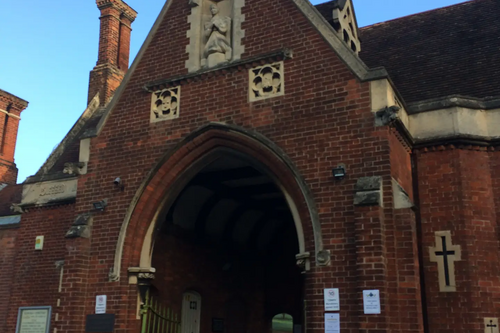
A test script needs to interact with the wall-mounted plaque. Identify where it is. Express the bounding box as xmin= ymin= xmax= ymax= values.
xmin=15 ymin=306 xmax=52 ymax=333
xmin=85 ymin=314 xmax=115 ymax=332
